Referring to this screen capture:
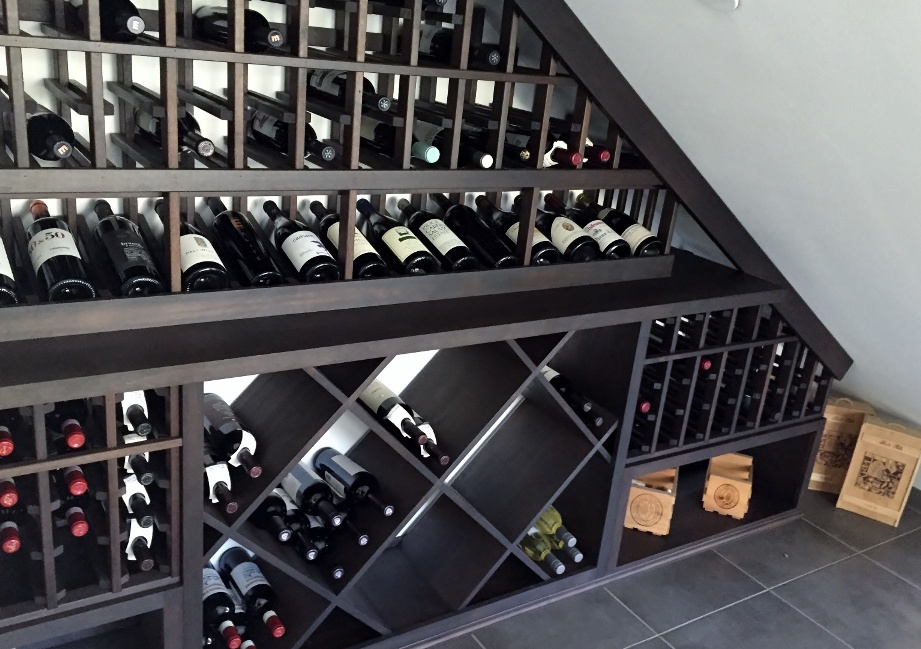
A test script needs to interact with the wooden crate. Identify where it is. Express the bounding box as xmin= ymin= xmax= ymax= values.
xmin=809 ymin=395 xmax=876 ymax=494
xmin=836 ymin=416 xmax=921 ymax=527
xmin=624 ymin=468 xmax=678 ymax=536
xmin=703 ymin=453 xmax=753 ymax=519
